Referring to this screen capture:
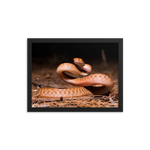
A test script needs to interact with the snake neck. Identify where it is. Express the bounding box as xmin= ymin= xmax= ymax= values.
xmin=79 ymin=64 xmax=92 ymax=74
xmin=56 ymin=63 xmax=91 ymax=82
